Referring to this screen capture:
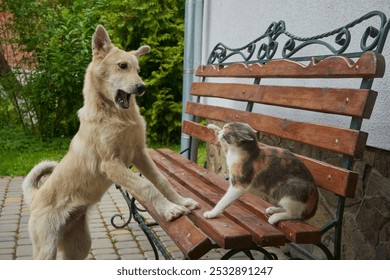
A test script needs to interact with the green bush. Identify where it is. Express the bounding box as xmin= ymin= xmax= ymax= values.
xmin=95 ymin=0 xmax=185 ymax=144
xmin=0 ymin=0 xmax=184 ymax=144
